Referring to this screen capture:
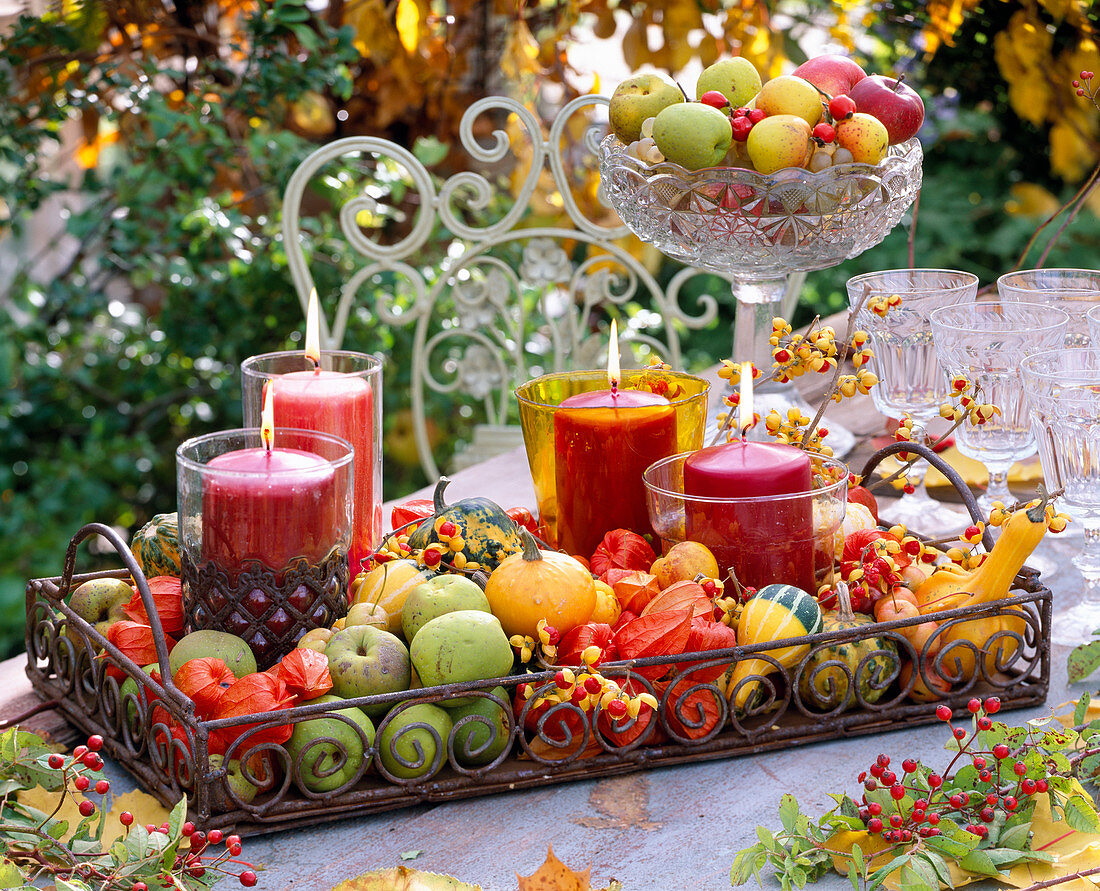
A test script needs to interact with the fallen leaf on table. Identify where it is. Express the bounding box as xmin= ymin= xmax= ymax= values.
xmin=517 ymin=846 xmax=621 ymax=891
xmin=401 ymin=850 xmax=424 ymax=861
xmin=1001 ymin=778 xmax=1100 ymax=888
xmin=331 ymin=866 xmax=482 ymax=890
xmin=17 ymin=783 xmax=171 ymax=848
